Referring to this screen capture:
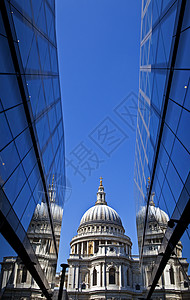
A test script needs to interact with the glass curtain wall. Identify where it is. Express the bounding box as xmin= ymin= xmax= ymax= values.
xmin=0 ymin=0 xmax=65 ymax=298
xmin=135 ymin=0 xmax=190 ymax=297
